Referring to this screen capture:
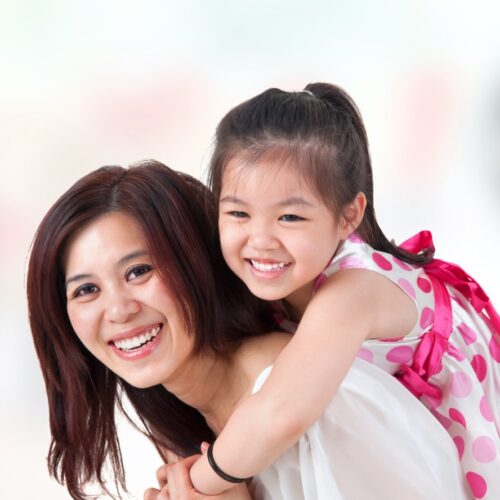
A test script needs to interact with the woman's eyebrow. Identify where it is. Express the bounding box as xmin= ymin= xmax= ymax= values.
xmin=118 ymin=250 xmax=148 ymax=266
xmin=65 ymin=273 xmax=92 ymax=289
xmin=65 ymin=250 xmax=149 ymax=288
